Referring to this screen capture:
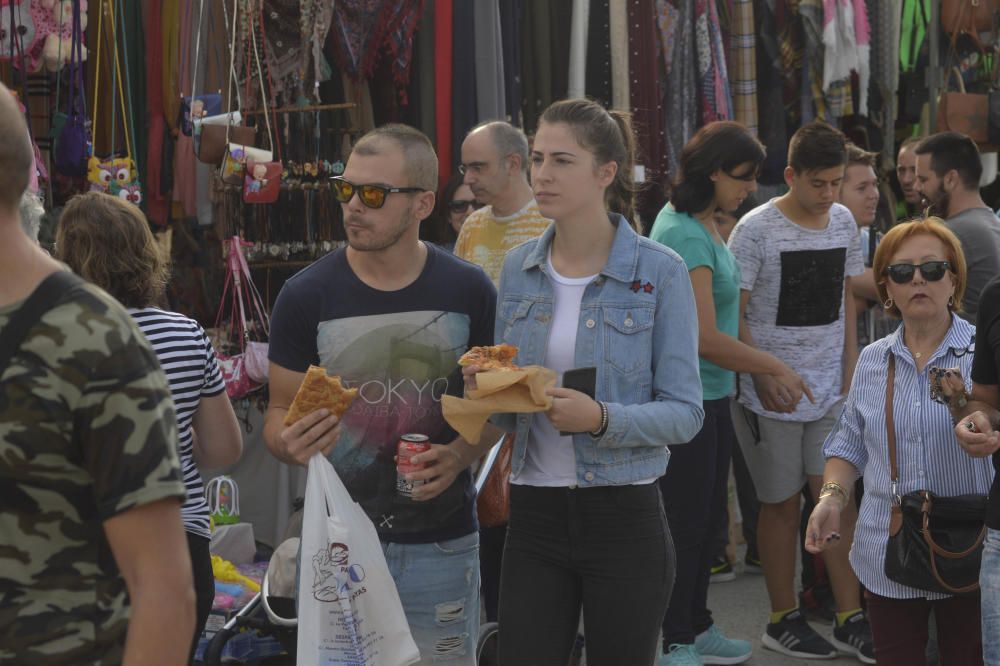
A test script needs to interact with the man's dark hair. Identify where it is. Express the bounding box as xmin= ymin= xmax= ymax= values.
xmin=670 ymin=120 xmax=766 ymax=215
xmin=915 ymin=132 xmax=982 ymax=190
xmin=787 ymin=120 xmax=848 ymax=174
